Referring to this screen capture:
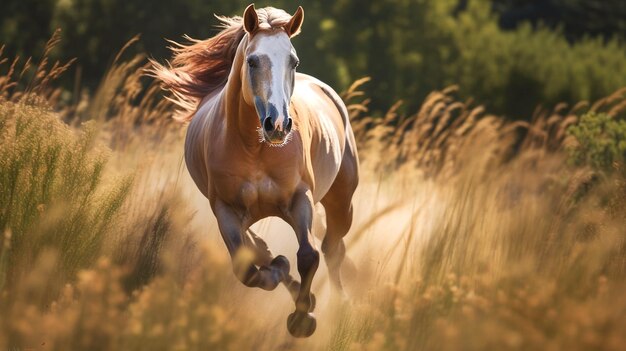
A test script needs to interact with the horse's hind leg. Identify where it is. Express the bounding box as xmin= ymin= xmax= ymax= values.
xmin=321 ymin=150 xmax=359 ymax=297
xmin=320 ymin=201 xmax=352 ymax=296
xmin=214 ymin=200 xmax=289 ymax=290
